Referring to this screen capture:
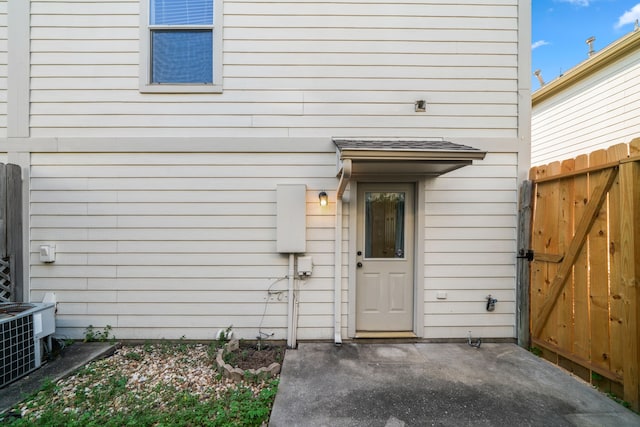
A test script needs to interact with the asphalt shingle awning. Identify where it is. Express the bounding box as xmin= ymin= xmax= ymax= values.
xmin=333 ymin=138 xmax=487 ymax=177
